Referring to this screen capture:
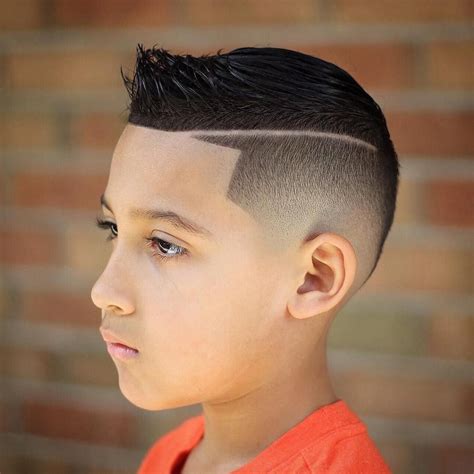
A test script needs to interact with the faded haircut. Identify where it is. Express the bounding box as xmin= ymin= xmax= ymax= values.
xmin=120 ymin=44 xmax=400 ymax=294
